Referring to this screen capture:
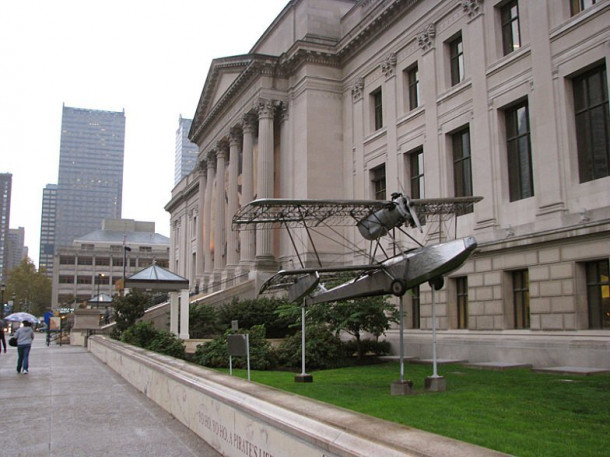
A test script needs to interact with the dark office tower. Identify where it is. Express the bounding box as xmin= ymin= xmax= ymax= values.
xmin=0 ymin=173 xmax=11 ymax=282
xmin=174 ymin=116 xmax=198 ymax=186
xmin=39 ymin=183 xmax=58 ymax=276
xmin=55 ymin=106 xmax=126 ymax=249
